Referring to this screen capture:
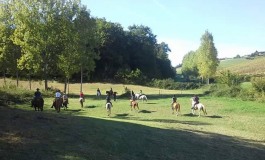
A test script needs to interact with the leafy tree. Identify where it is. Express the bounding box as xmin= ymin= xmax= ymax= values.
xmin=93 ymin=18 xmax=127 ymax=80
xmin=216 ymin=70 xmax=241 ymax=87
xmin=127 ymin=25 xmax=157 ymax=78
xmin=181 ymin=51 xmax=199 ymax=80
xmin=197 ymin=30 xmax=219 ymax=84
xmin=0 ymin=1 xmax=21 ymax=85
